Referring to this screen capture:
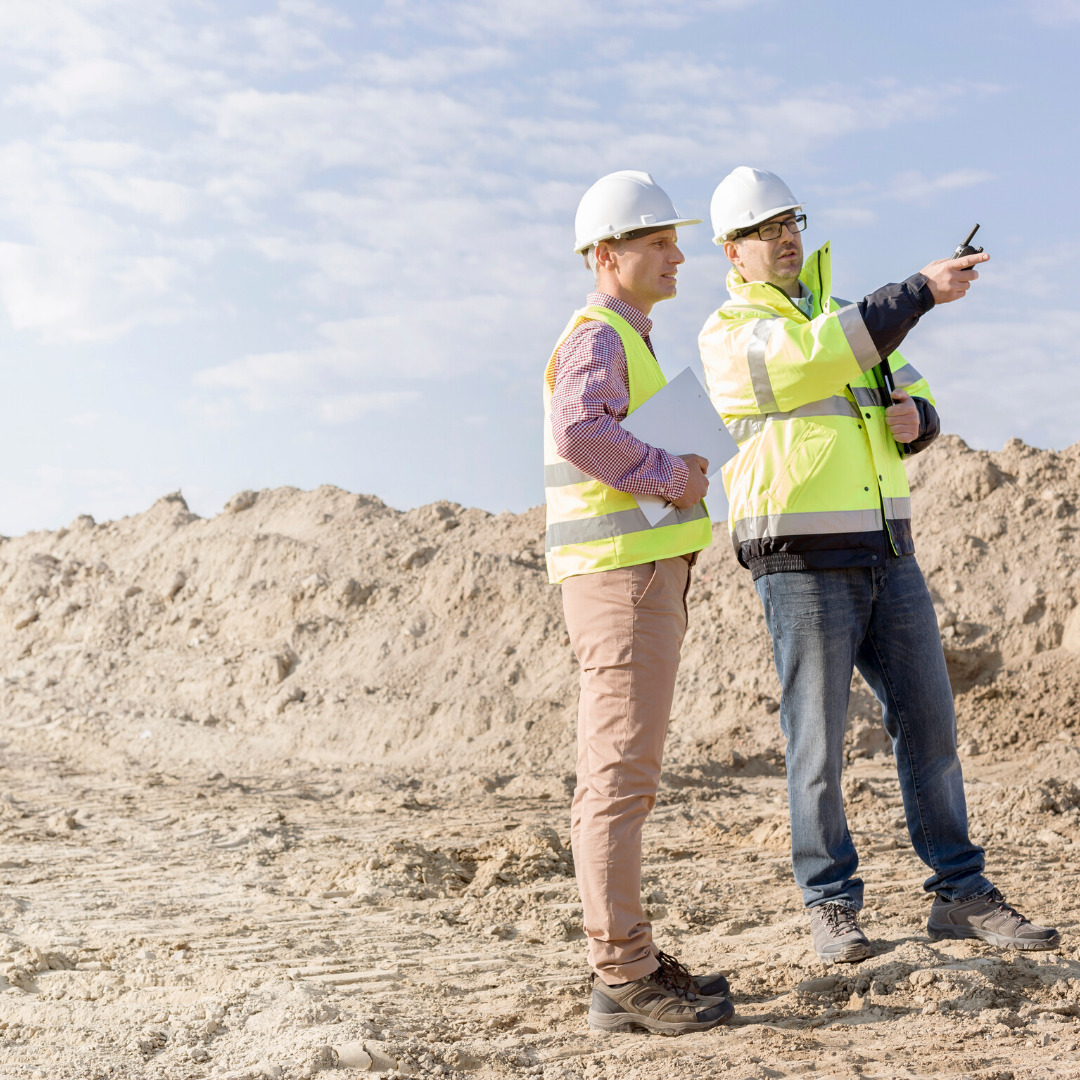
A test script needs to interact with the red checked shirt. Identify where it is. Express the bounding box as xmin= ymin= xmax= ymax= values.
xmin=550 ymin=292 xmax=689 ymax=501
